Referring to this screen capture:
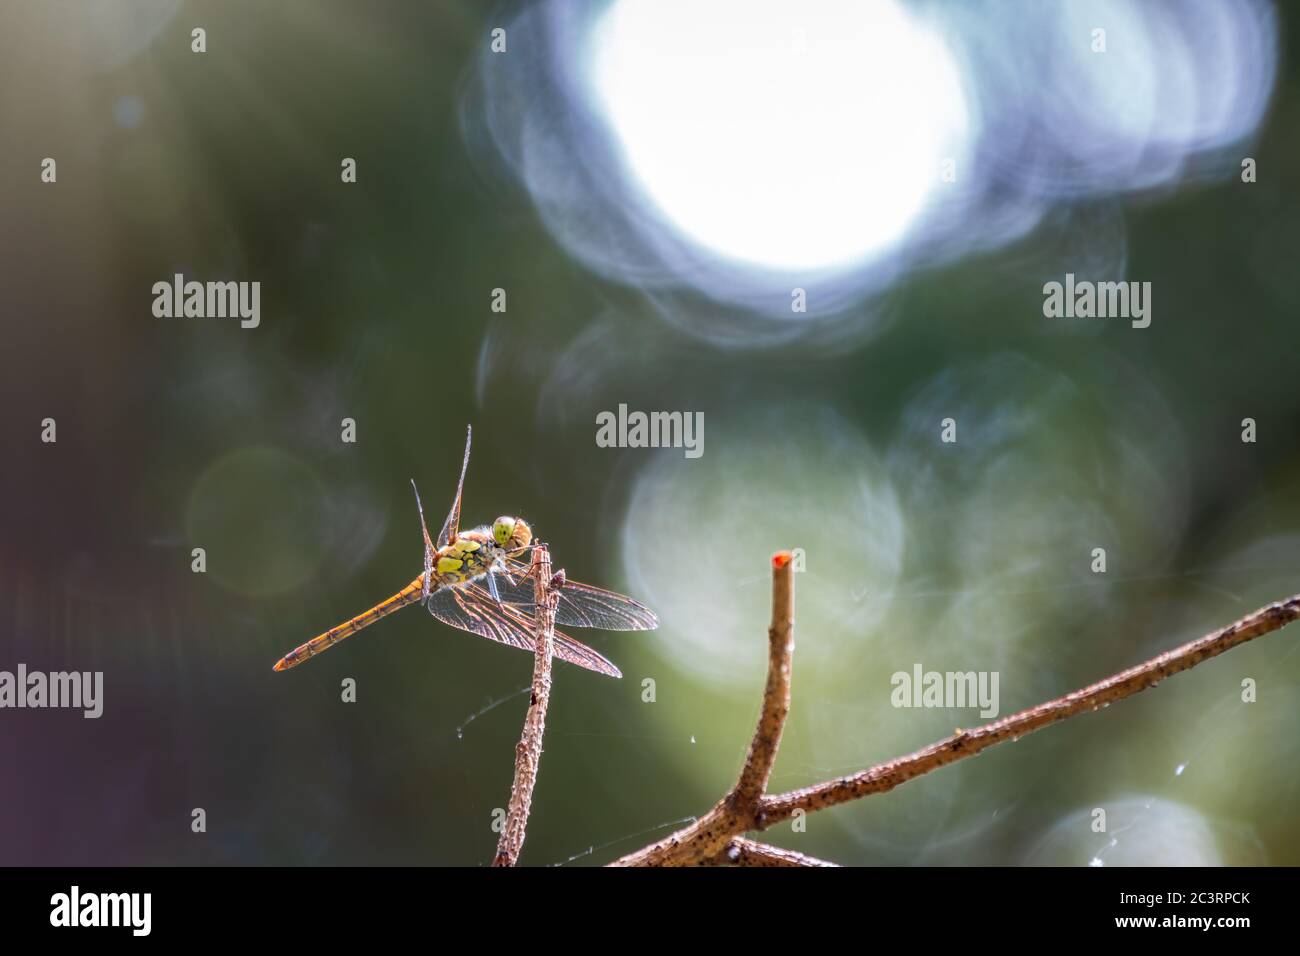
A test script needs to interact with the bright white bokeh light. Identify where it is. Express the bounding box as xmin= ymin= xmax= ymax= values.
xmin=587 ymin=0 xmax=971 ymax=272
xmin=1024 ymin=797 xmax=1229 ymax=866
